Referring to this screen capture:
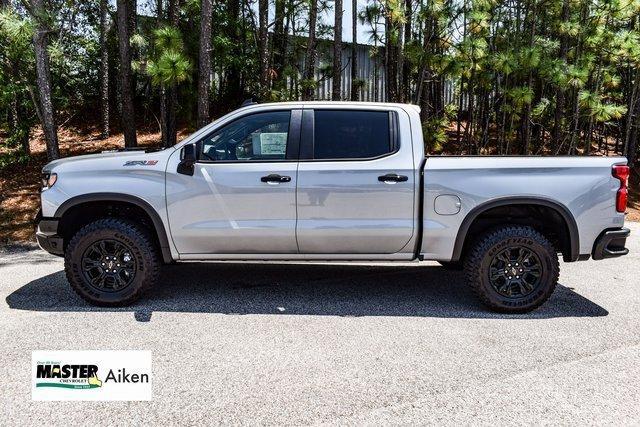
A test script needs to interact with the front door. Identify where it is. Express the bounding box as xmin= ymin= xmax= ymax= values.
xmin=166 ymin=109 xmax=300 ymax=254
xmin=295 ymin=108 xmax=415 ymax=254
